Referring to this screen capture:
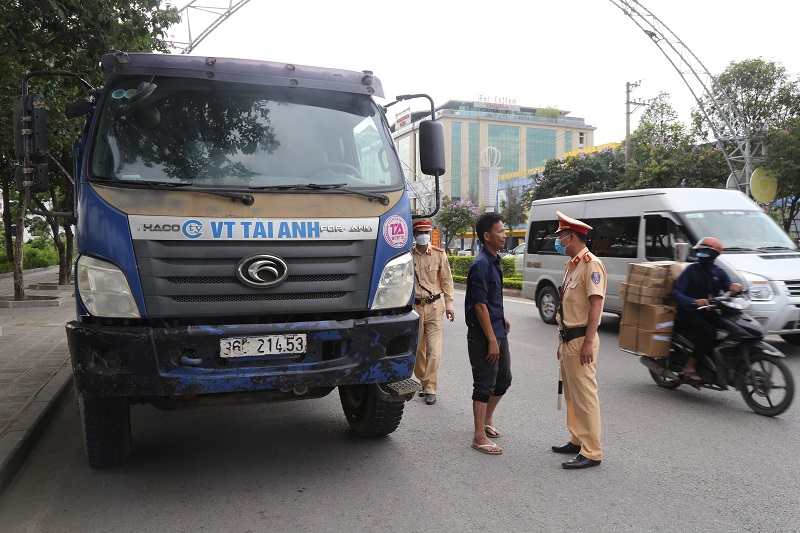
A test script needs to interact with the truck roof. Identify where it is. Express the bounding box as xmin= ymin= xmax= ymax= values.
xmin=100 ymin=52 xmax=384 ymax=98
